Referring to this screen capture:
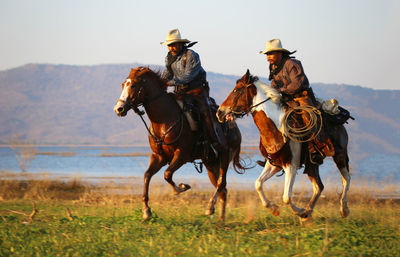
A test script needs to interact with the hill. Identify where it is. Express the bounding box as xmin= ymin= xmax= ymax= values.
xmin=1 ymin=63 xmax=399 ymax=163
